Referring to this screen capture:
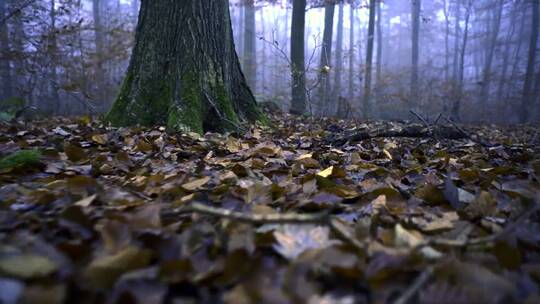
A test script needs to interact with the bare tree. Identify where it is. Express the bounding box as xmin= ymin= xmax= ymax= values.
xmin=317 ymin=1 xmax=335 ymax=115
xmin=451 ymin=0 xmax=472 ymax=121
xmin=0 ymin=0 xmax=12 ymax=100
xmin=348 ymin=3 xmax=355 ymax=100
xmin=243 ymin=0 xmax=256 ymax=92
xmin=478 ymin=0 xmax=503 ymax=120
xmin=332 ymin=1 xmax=344 ymax=111
xmin=411 ymin=0 xmax=421 ymax=108
xmin=521 ymin=0 xmax=539 ymax=123
xmin=290 ymin=0 xmax=306 ymax=114
xmin=362 ymin=0 xmax=376 ymax=119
